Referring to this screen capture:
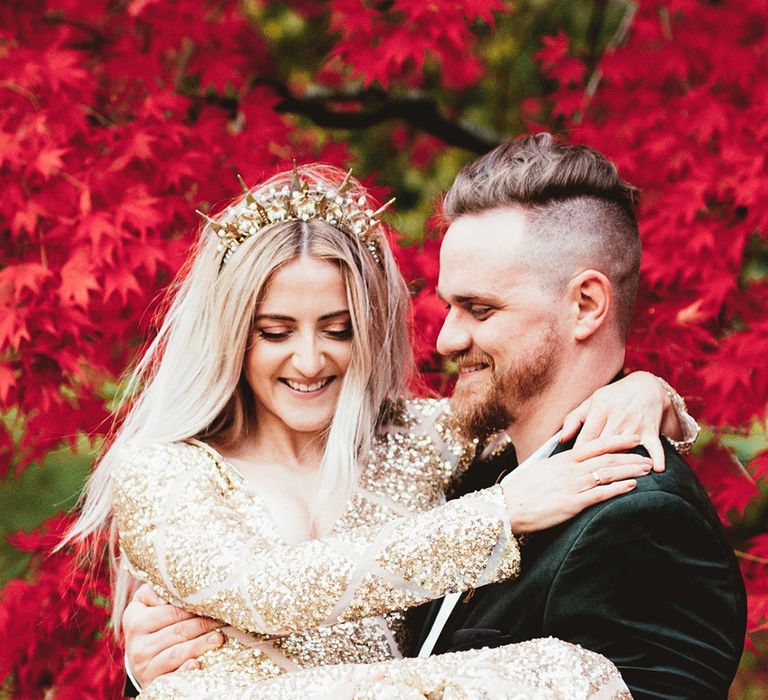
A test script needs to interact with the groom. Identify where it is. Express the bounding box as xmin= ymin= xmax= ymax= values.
xmin=406 ymin=133 xmax=746 ymax=697
xmin=124 ymin=134 xmax=746 ymax=697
